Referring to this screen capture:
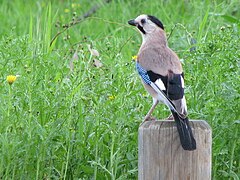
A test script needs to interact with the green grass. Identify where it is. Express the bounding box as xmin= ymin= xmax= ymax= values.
xmin=0 ymin=0 xmax=239 ymax=179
